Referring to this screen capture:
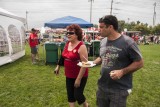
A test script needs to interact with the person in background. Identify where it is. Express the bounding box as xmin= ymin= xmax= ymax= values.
xmin=29 ymin=28 xmax=38 ymax=64
xmin=54 ymin=35 xmax=63 ymax=42
xmin=87 ymin=34 xmax=92 ymax=42
xmin=93 ymin=15 xmax=143 ymax=107
xmin=35 ymin=30 xmax=40 ymax=60
xmin=63 ymin=33 xmax=68 ymax=42
xmin=54 ymin=24 xmax=89 ymax=107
